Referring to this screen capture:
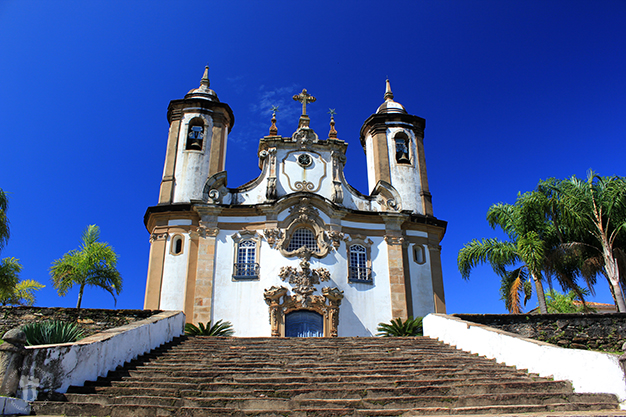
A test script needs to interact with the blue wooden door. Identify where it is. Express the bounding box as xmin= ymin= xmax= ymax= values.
xmin=285 ymin=310 xmax=323 ymax=337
